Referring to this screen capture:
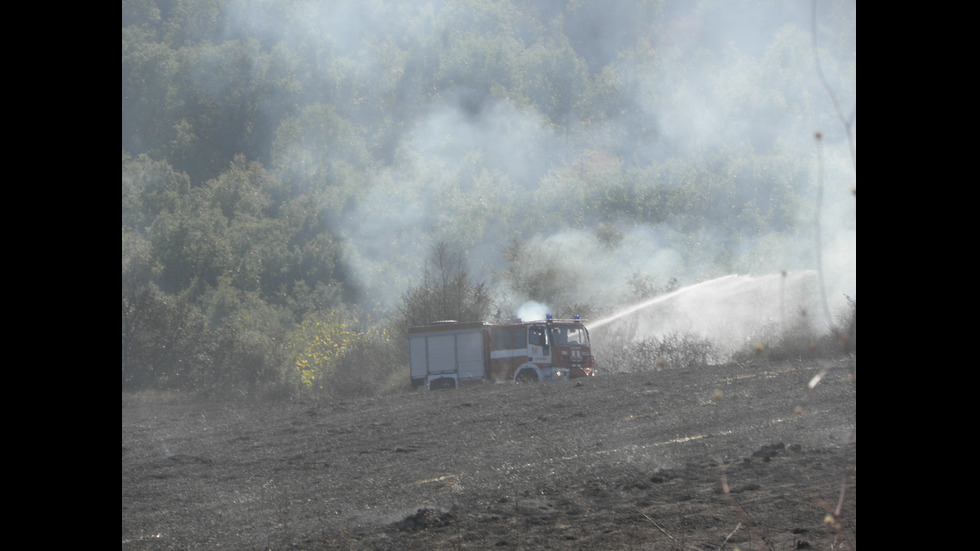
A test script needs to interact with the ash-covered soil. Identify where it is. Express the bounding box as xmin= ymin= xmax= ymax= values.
xmin=122 ymin=357 xmax=855 ymax=550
